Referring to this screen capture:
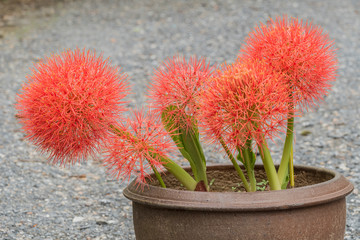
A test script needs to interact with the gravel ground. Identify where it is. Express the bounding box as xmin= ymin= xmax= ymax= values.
xmin=0 ymin=0 xmax=359 ymax=239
